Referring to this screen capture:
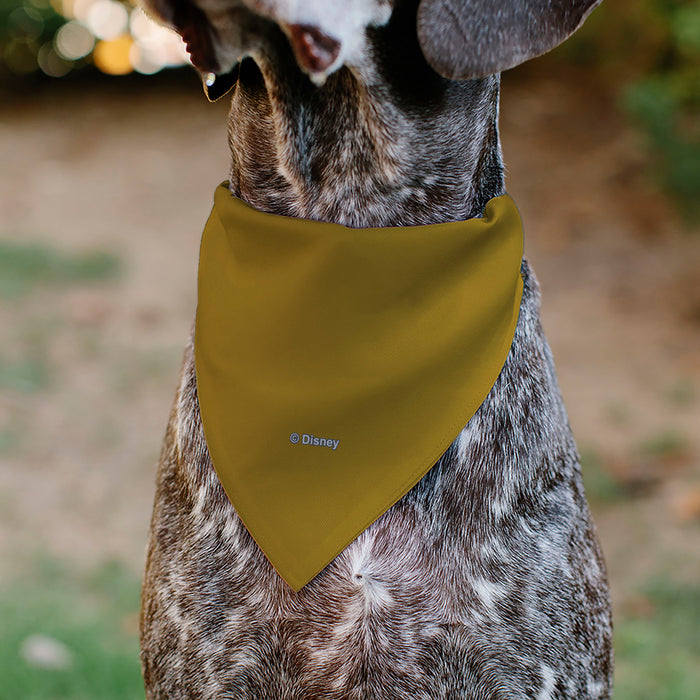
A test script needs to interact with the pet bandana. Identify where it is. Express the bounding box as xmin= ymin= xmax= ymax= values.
xmin=195 ymin=183 xmax=524 ymax=590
